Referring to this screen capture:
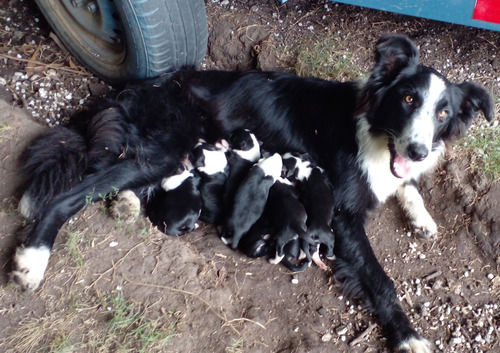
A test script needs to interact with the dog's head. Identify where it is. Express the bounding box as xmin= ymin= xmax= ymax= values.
xmin=358 ymin=34 xmax=494 ymax=178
